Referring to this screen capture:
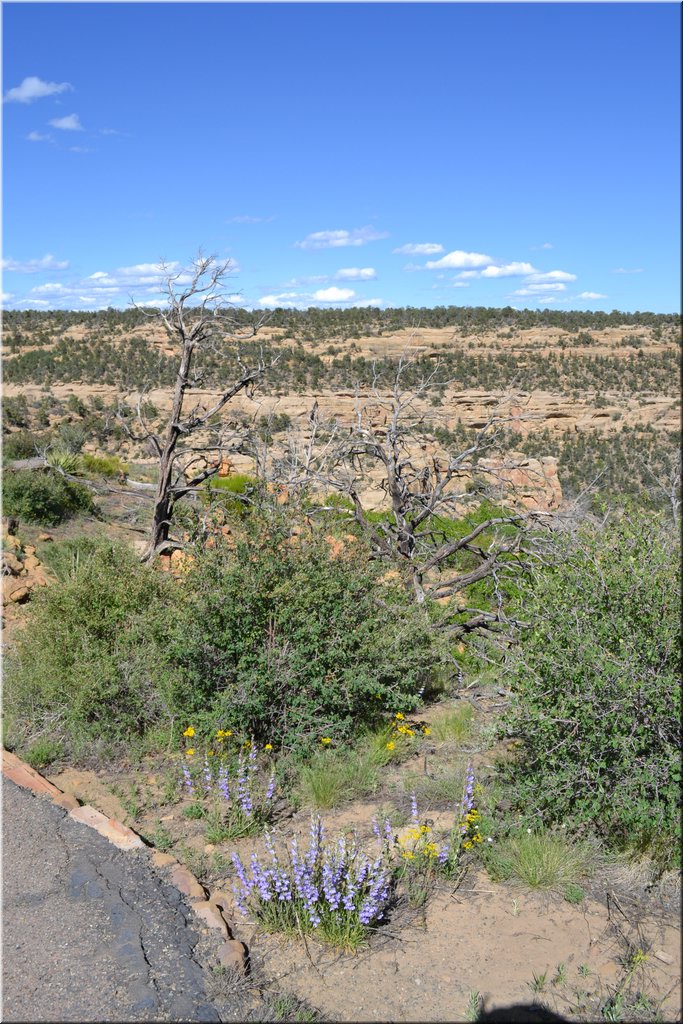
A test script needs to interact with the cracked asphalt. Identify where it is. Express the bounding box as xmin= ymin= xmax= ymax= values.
xmin=2 ymin=779 xmax=221 ymax=1022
